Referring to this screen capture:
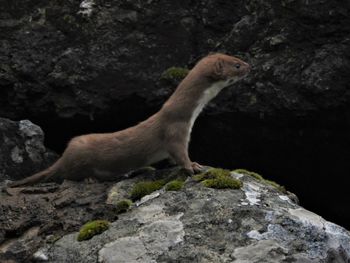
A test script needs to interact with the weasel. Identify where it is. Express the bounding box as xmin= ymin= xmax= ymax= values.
xmin=8 ymin=53 xmax=250 ymax=187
